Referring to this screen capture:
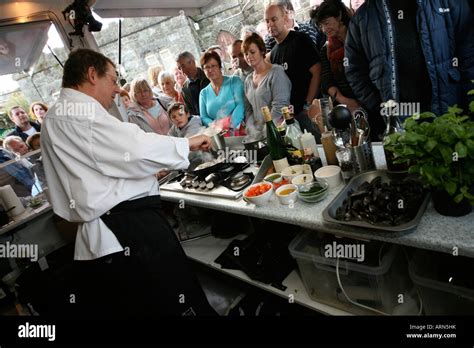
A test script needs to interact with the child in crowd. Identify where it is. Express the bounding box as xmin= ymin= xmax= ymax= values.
xmin=26 ymin=133 xmax=41 ymax=150
xmin=167 ymin=102 xmax=202 ymax=138
xmin=119 ymin=89 xmax=132 ymax=109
